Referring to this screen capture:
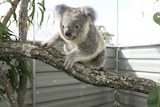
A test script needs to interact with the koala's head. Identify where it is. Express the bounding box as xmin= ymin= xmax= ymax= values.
xmin=56 ymin=4 xmax=96 ymax=41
